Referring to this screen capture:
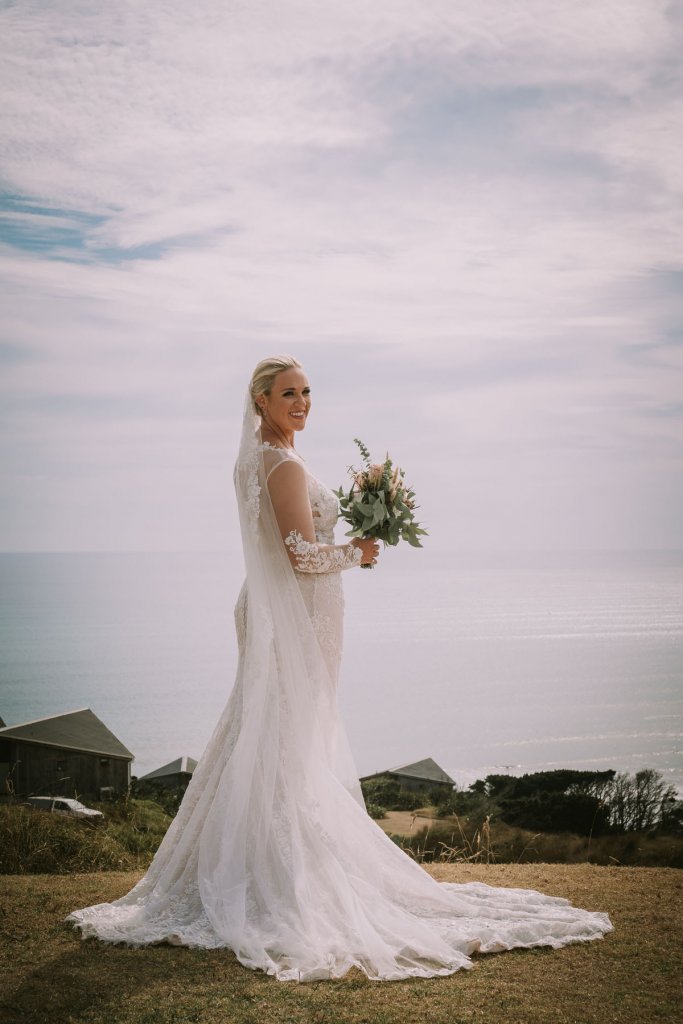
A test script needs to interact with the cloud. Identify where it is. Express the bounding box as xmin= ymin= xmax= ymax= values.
xmin=0 ymin=0 xmax=681 ymax=551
